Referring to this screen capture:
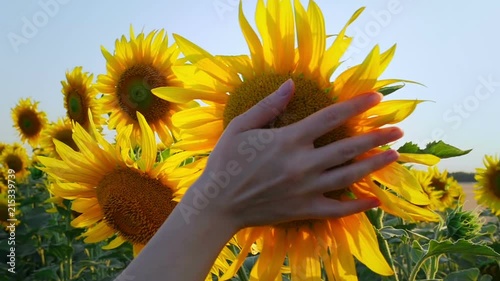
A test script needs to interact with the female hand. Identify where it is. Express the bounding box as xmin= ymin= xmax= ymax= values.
xmin=182 ymin=79 xmax=403 ymax=230
xmin=121 ymin=79 xmax=403 ymax=281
